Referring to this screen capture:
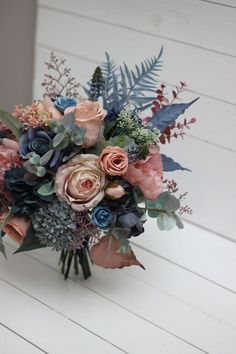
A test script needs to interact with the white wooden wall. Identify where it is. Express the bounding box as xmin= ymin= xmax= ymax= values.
xmin=1 ymin=1 xmax=236 ymax=353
